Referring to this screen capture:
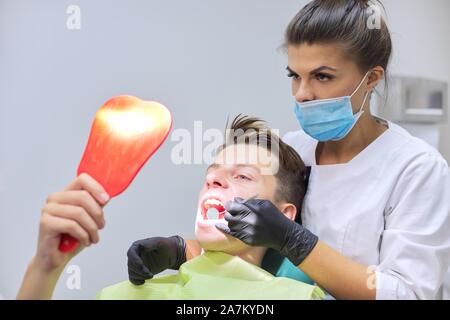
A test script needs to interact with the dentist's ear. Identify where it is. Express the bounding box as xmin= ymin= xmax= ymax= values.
xmin=279 ymin=203 xmax=297 ymax=222
xmin=367 ymin=66 xmax=385 ymax=91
